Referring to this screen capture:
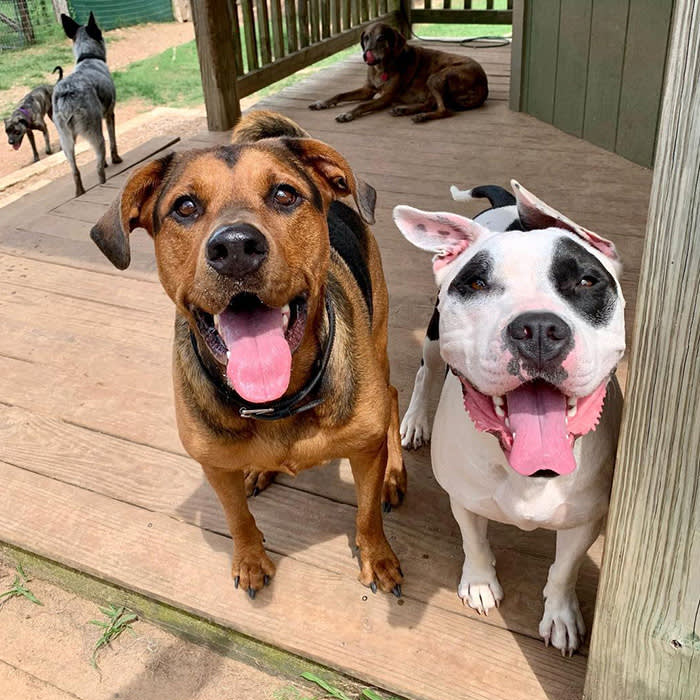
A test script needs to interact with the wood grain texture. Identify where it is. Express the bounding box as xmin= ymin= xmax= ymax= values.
xmin=0 ymin=41 xmax=654 ymax=700
xmin=585 ymin=2 xmax=700 ymax=697
xmin=191 ymin=0 xmax=241 ymax=130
